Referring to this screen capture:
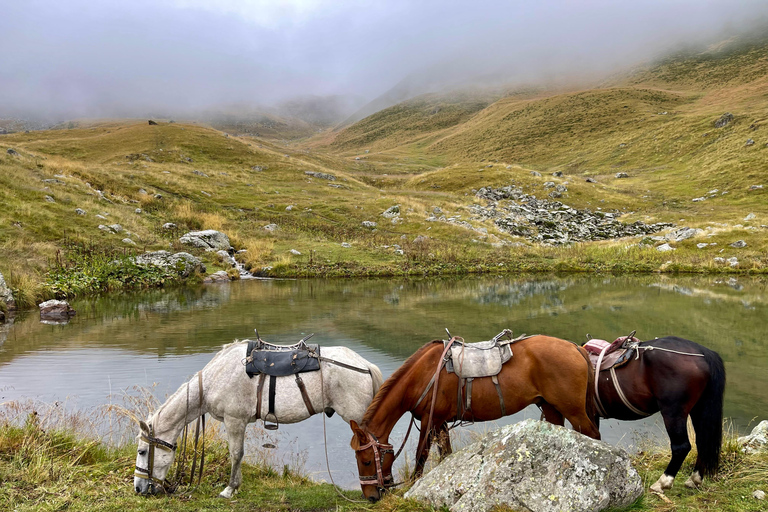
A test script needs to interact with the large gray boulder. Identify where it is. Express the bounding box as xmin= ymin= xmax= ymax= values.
xmin=133 ymin=251 xmax=206 ymax=277
xmin=405 ymin=419 xmax=642 ymax=512
xmin=179 ymin=230 xmax=231 ymax=251
xmin=738 ymin=420 xmax=768 ymax=454
xmin=0 ymin=271 xmax=15 ymax=313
